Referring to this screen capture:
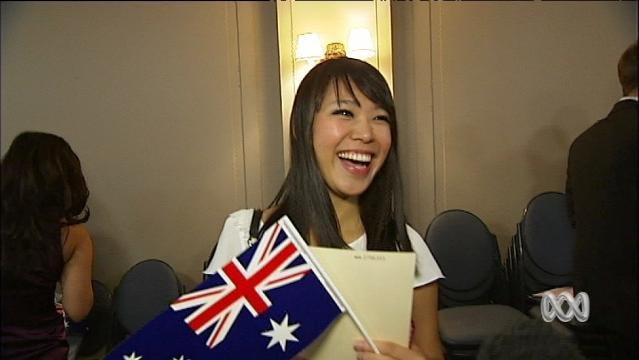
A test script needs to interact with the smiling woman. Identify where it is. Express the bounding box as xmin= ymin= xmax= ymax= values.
xmin=205 ymin=57 xmax=444 ymax=360
xmin=263 ymin=57 xmax=405 ymax=252
xmin=312 ymin=80 xmax=391 ymax=207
